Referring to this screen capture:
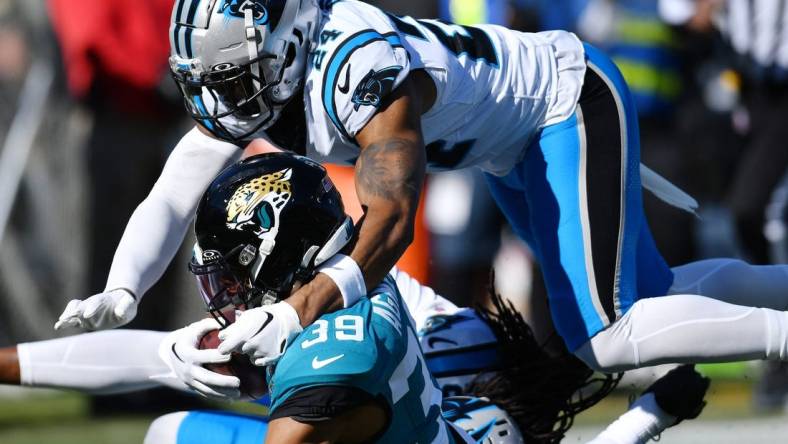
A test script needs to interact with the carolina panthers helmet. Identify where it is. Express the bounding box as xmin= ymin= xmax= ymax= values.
xmin=443 ymin=397 xmax=525 ymax=444
xmin=169 ymin=0 xmax=320 ymax=142
xmin=420 ymin=309 xmax=503 ymax=397
xmin=189 ymin=152 xmax=353 ymax=326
